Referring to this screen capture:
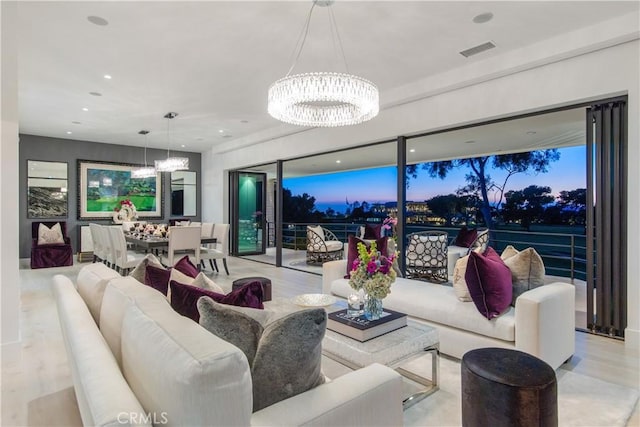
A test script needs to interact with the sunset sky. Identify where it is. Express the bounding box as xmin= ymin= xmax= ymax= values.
xmin=283 ymin=146 xmax=586 ymax=214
